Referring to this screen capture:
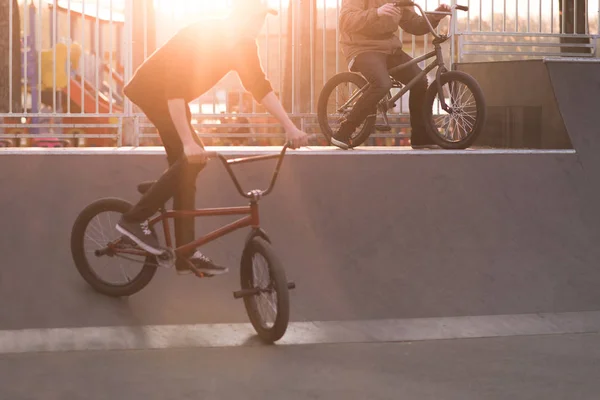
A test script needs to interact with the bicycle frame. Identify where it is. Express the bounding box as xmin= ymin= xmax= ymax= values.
xmin=384 ymin=49 xmax=446 ymax=110
xmin=340 ymin=47 xmax=450 ymax=115
xmin=113 ymin=145 xmax=290 ymax=261
xmin=152 ymin=204 xmax=259 ymax=258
